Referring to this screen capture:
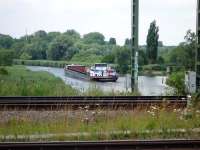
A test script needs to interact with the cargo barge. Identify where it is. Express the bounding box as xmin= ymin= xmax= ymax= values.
xmin=64 ymin=63 xmax=118 ymax=82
